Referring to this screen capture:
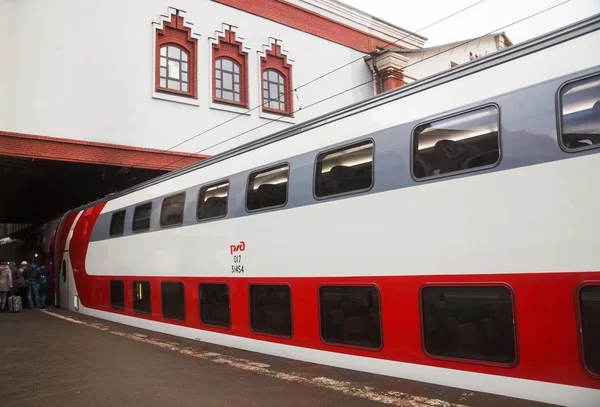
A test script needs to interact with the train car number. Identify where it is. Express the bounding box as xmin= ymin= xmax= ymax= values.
xmin=231 ymin=254 xmax=244 ymax=273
